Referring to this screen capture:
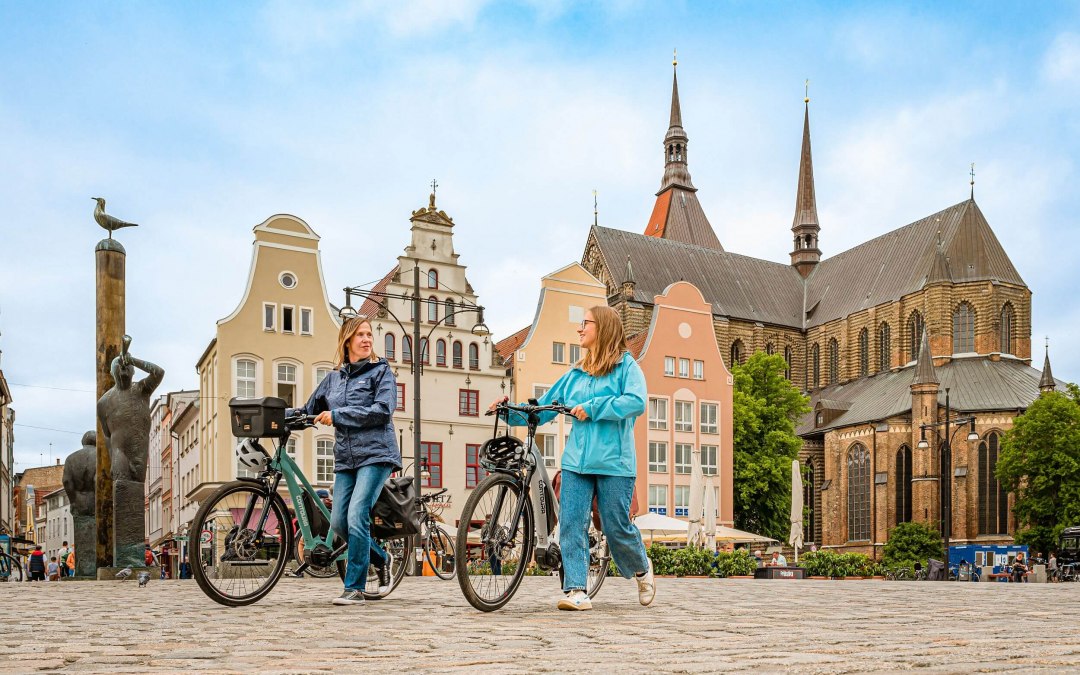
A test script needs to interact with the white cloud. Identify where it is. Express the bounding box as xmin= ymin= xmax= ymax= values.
xmin=1042 ymin=32 xmax=1080 ymax=85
